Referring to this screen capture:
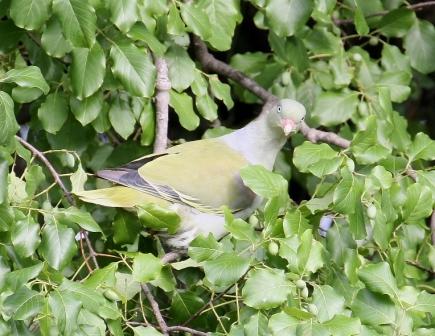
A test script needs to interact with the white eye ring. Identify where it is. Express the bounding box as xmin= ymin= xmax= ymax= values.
xmin=277 ymin=105 xmax=282 ymax=113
